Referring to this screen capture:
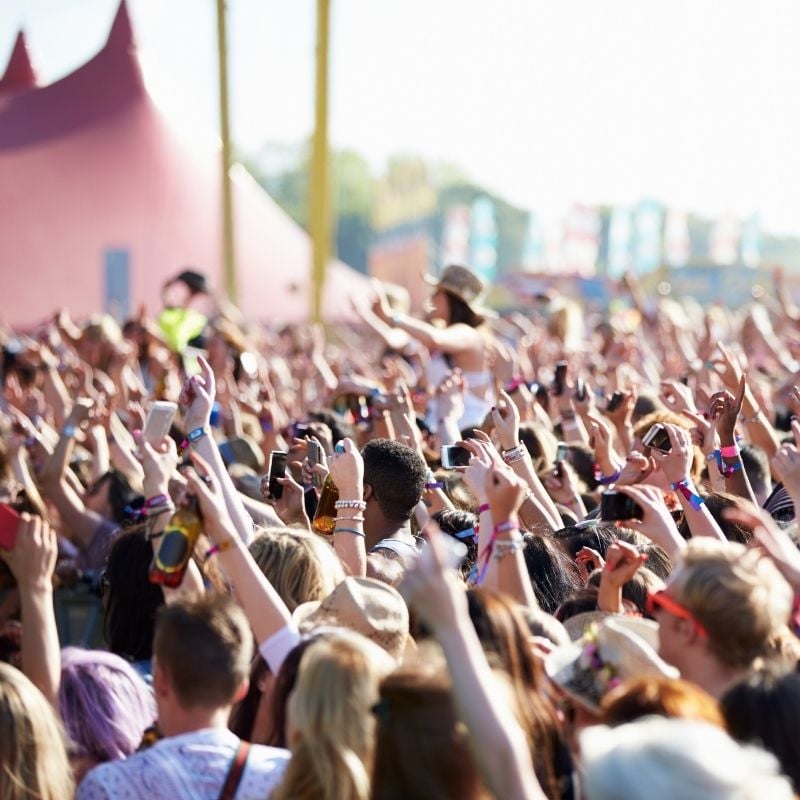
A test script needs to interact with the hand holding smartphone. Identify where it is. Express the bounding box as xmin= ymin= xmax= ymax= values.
xmin=600 ymin=490 xmax=643 ymax=521
xmin=266 ymin=451 xmax=288 ymax=500
xmin=441 ymin=445 xmax=471 ymax=470
xmin=143 ymin=401 xmax=178 ymax=445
